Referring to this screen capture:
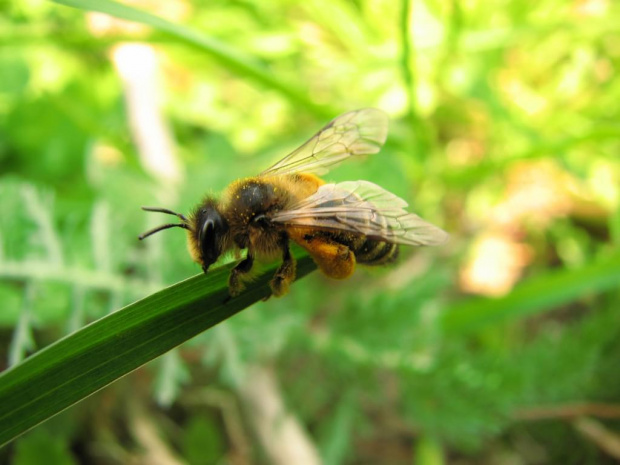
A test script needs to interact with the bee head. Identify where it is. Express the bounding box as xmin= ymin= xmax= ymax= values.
xmin=192 ymin=200 xmax=229 ymax=273
xmin=138 ymin=202 xmax=228 ymax=273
